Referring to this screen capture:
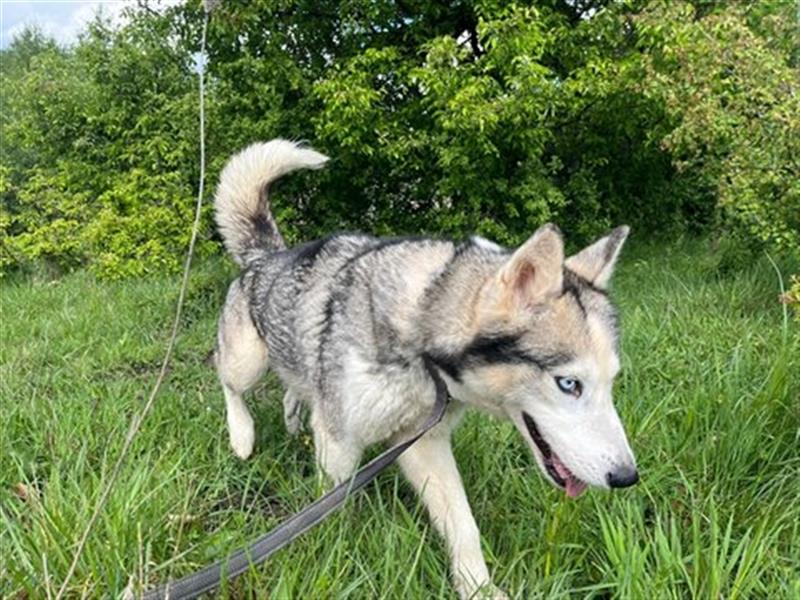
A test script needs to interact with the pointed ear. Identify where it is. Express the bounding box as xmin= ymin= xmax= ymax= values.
xmin=565 ymin=225 xmax=629 ymax=289
xmin=497 ymin=223 xmax=564 ymax=309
